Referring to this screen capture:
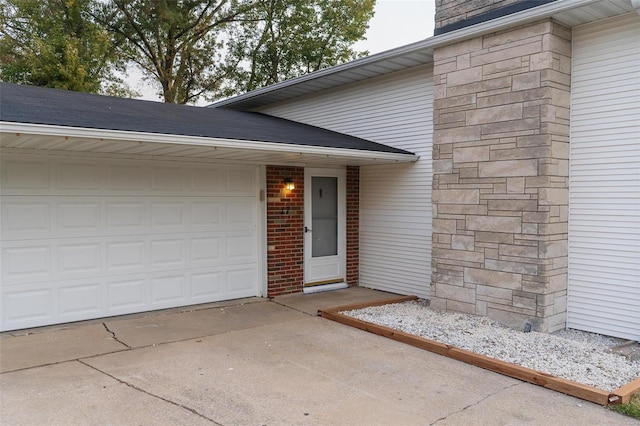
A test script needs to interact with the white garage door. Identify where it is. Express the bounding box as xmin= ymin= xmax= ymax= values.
xmin=568 ymin=13 xmax=640 ymax=341
xmin=0 ymin=152 xmax=261 ymax=331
